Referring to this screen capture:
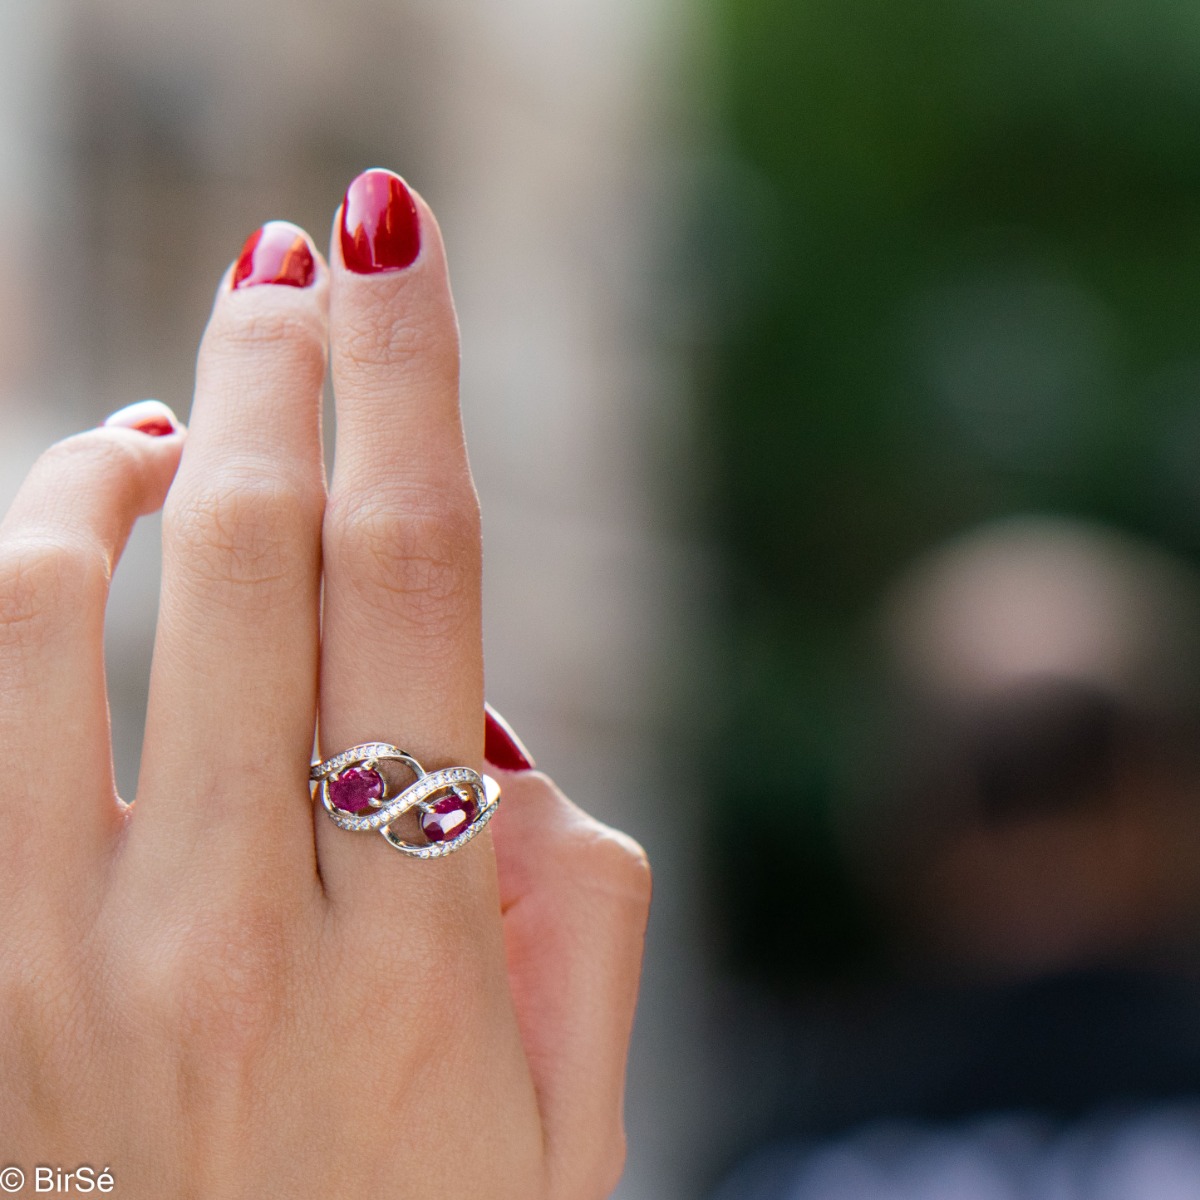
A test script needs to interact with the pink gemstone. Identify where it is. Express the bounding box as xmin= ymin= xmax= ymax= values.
xmin=328 ymin=767 xmax=384 ymax=813
xmin=420 ymin=792 xmax=478 ymax=843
